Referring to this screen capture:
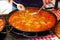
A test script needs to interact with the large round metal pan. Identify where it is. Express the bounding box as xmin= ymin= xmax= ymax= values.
xmin=7 ymin=7 xmax=57 ymax=37
xmin=0 ymin=15 xmax=6 ymax=32
xmin=52 ymin=20 xmax=60 ymax=38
